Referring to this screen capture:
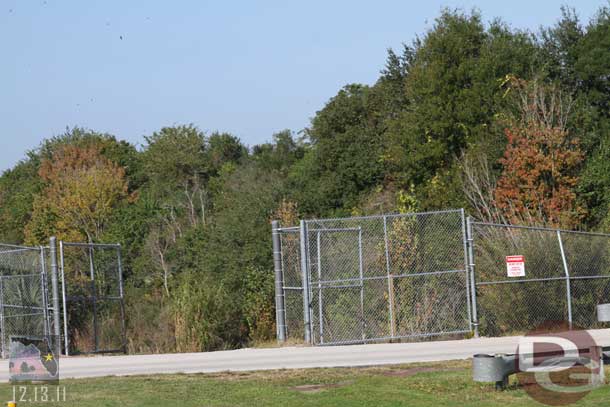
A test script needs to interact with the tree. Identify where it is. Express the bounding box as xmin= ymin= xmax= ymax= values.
xmin=25 ymin=144 xmax=131 ymax=243
xmin=252 ymin=130 xmax=305 ymax=173
xmin=289 ymin=84 xmax=387 ymax=216
xmin=142 ymin=125 xmax=207 ymax=198
xmin=143 ymin=126 xmax=245 ymax=196
xmin=493 ymin=77 xmax=584 ymax=228
xmin=135 ymin=126 xmax=246 ymax=296
xmin=168 ymin=160 xmax=286 ymax=349
xmin=460 ymin=151 xmax=503 ymax=223
xmin=0 ymin=128 xmax=138 ymax=244
xmin=574 ymin=7 xmax=610 ymax=113
xmin=0 ymin=156 xmax=43 ymax=243
xmin=383 ymin=9 xmax=537 ymax=209
xmin=571 ymin=8 xmax=610 ymax=228
xmin=538 ymin=7 xmax=610 ymax=229
xmin=540 ymin=7 xmax=584 ymax=90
